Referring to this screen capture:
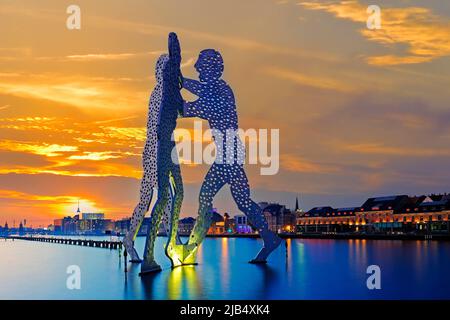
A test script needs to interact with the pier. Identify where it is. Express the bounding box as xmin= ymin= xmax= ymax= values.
xmin=3 ymin=236 xmax=122 ymax=250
